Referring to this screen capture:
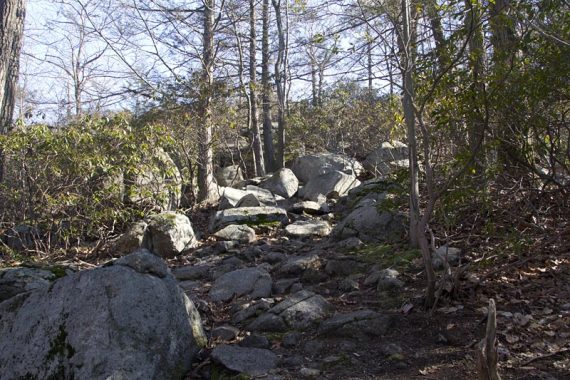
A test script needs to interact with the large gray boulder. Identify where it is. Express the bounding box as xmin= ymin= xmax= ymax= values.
xmin=298 ymin=171 xmax=361 ymax=201
xmin=362 ymin=141 xmax=409 ymax=176
xmin=125 ymin=148 xmax=182 ymax=212
xmin=146 ymin=212 xmax=198 ymax=258
xmin=291 ymin=153 xmax=363 ymax=183
xmin=215 ymin=165 xmax=244 ymax=187
xmin=260 ymin=168 xmax=299 ymax=198
xmin=333 ymin=205 xmax=406 ymax=243
xmin=0 ymin=249 xmax=206 ymax=380
xmin=209 ymin=267 xmax=272 ymax=302
xmin=209 ymin=207 xmax=288 ymax=232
